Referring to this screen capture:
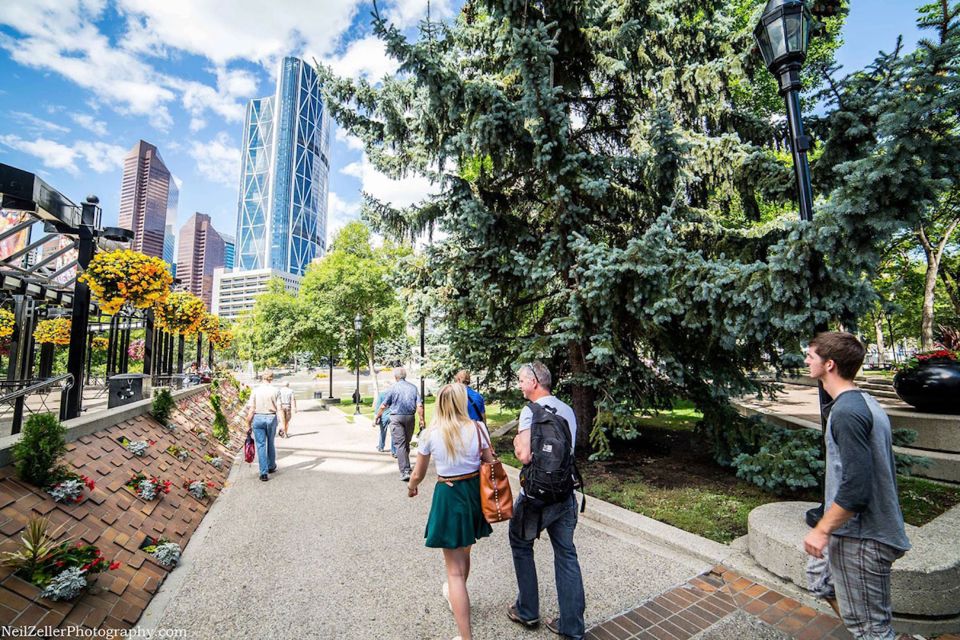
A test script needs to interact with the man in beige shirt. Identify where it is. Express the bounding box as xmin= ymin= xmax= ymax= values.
xmin=246 ymin=371 xmax=284 ymax=481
